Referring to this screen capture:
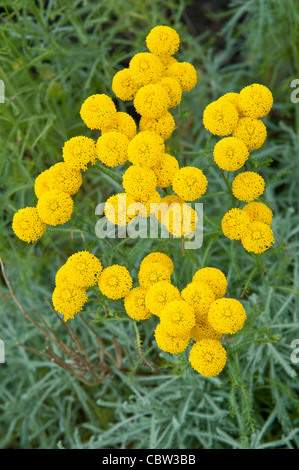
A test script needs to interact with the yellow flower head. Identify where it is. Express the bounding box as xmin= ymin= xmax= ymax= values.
xmin=167 ymin=62 xmax=198 ymax=92
xmin=139 ymin=112 xmax=176 ymax=141
xmin=158 ymin=77 xmax=182 ymax=108
xmin=190 ymin=318 xmax=222 ymax=342
xmin=96 ymin=131 xmax=129 ymax=167
xmin=57 ymin=251 xmax=103 ymax=288
xmin=233 ymin=117 xmax=267 ymax=151
xmin=181 ymin=282 xmax=216 ymax=321
xmin=128 ymin=131 xmax=165 ymax=168
xmin=47 ymin=162 xmax=83 ymax=195
xmin=62 ymin=136 xmax=96 ymax=171
xmin=221 ymin=208 xmax=251 ymax=240
xmin=157 ymin=196 xmax=198 ymax=238
xmin=36 ymin=189 xmax=73 ymax=226
xmin=146 ymin=25 xmax=180 ymax=57
xmin=242 ymin=201 xmax=273 ymax=226
xmin=140 ymin=252 xmax=174 ymax=276
xmin=241 ymin=221 xmax=275 ymax=254
xmin=80 ymin=94 xmax=117 ymax=130
xmin=172 ymin=166 xmax=208 ymax=201
xmin=138 ymin=261 xmax=171 ymax=290
xmin=124 ymin=287 xmax=152 ymax=320
xmin=153 ymin=153 xmax=179 ymax=188
xmin=218 ymin=92 xmax=241 ymax=114
xmin=232 ymin=171 xmax=265 ymax=202
xmin=160 ymin=300 xmax=195 ymax=338
xmin=145 ymin=281 xmax=181 ymax=316
xmin=104 ymin=193 xmax=137 ymax=226
xmin=154 ymin=323 xmax=190 ymax=354
xmin=134 ymin=84 xmax=170 ymax=119
xmin=129 ymin=52 xmax=163 ymax=87
xmin=213 ymin=137 xmax=249 ymax=171
xmin=99 ymin=265 xmax=133 ymax=300
xmin=208 ymin=298 xmax=246 ymax=334
xmin=189 ymin=339 xmax=227 ymax=377
xmin=34 ymin=169 xmax=51 ymax=198
xmin=101 ymin=112 xmax=137 ymax=141
xmin=136 ymin=189 xmax=162 ymax=218
xmin=192 ymin=267 xmax=227 ymax=299
xmin=122 ymin=165 xmax=157 ymax=202
xmin=238 ymin=83 xmax=273 ymax=118
xmin=203 ymin=100 xmax=239 ymax=136
xmin=159 ymin=55 xmax=178 ymax=75
xmin=52 ymin=284 xmax=88 ymax=322
xmin=112 ymin=69 xmax=139 ymax=101
xmin=12 ymin=207 xmax=46 ymax=243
